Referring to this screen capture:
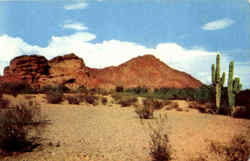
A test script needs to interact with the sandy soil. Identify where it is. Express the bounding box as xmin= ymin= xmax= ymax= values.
xmin=1 ymin=95 xmax=250 ymax=161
